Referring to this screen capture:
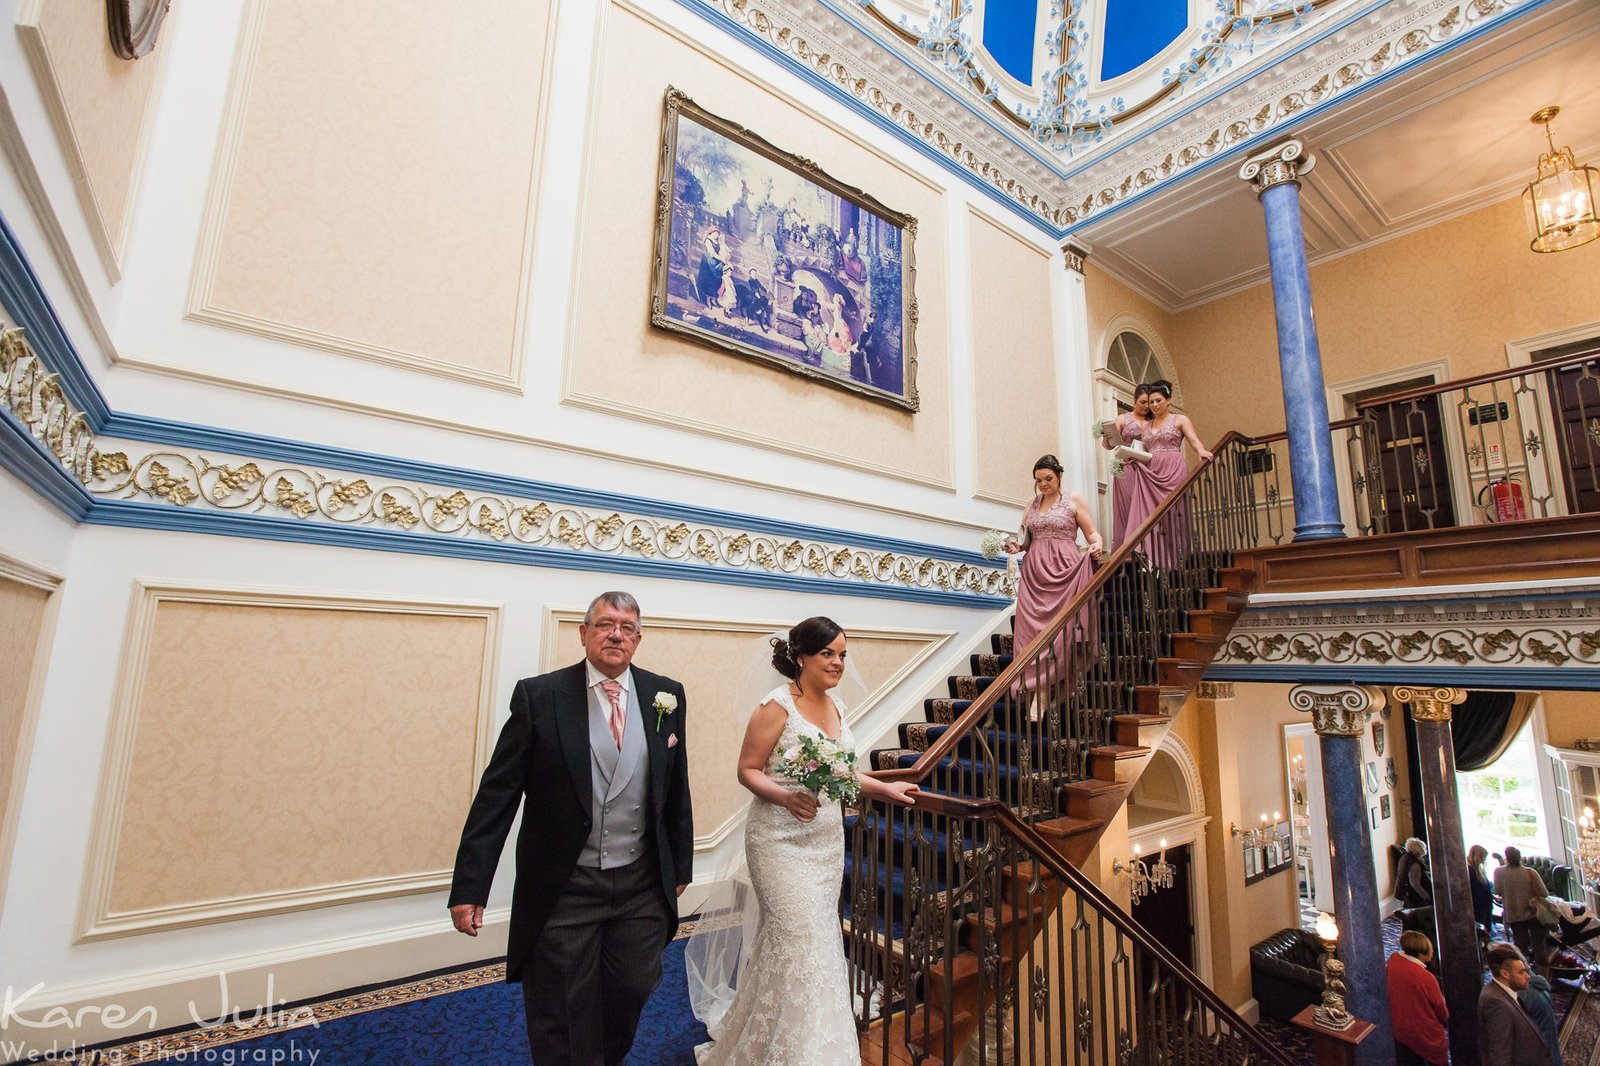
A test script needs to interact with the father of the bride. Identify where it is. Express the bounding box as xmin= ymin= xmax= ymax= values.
xmin=449 ymin=591 xmax=694 ymax=1065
